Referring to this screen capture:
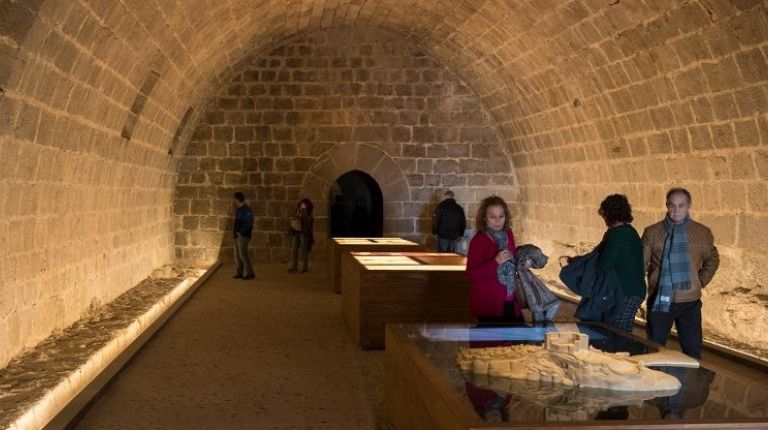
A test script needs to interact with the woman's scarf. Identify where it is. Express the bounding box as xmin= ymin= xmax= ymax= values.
xmin=488 ymin=228 xmax=516 ymax=296
xmin=652 ymin=216 xmax=692 ymax=312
